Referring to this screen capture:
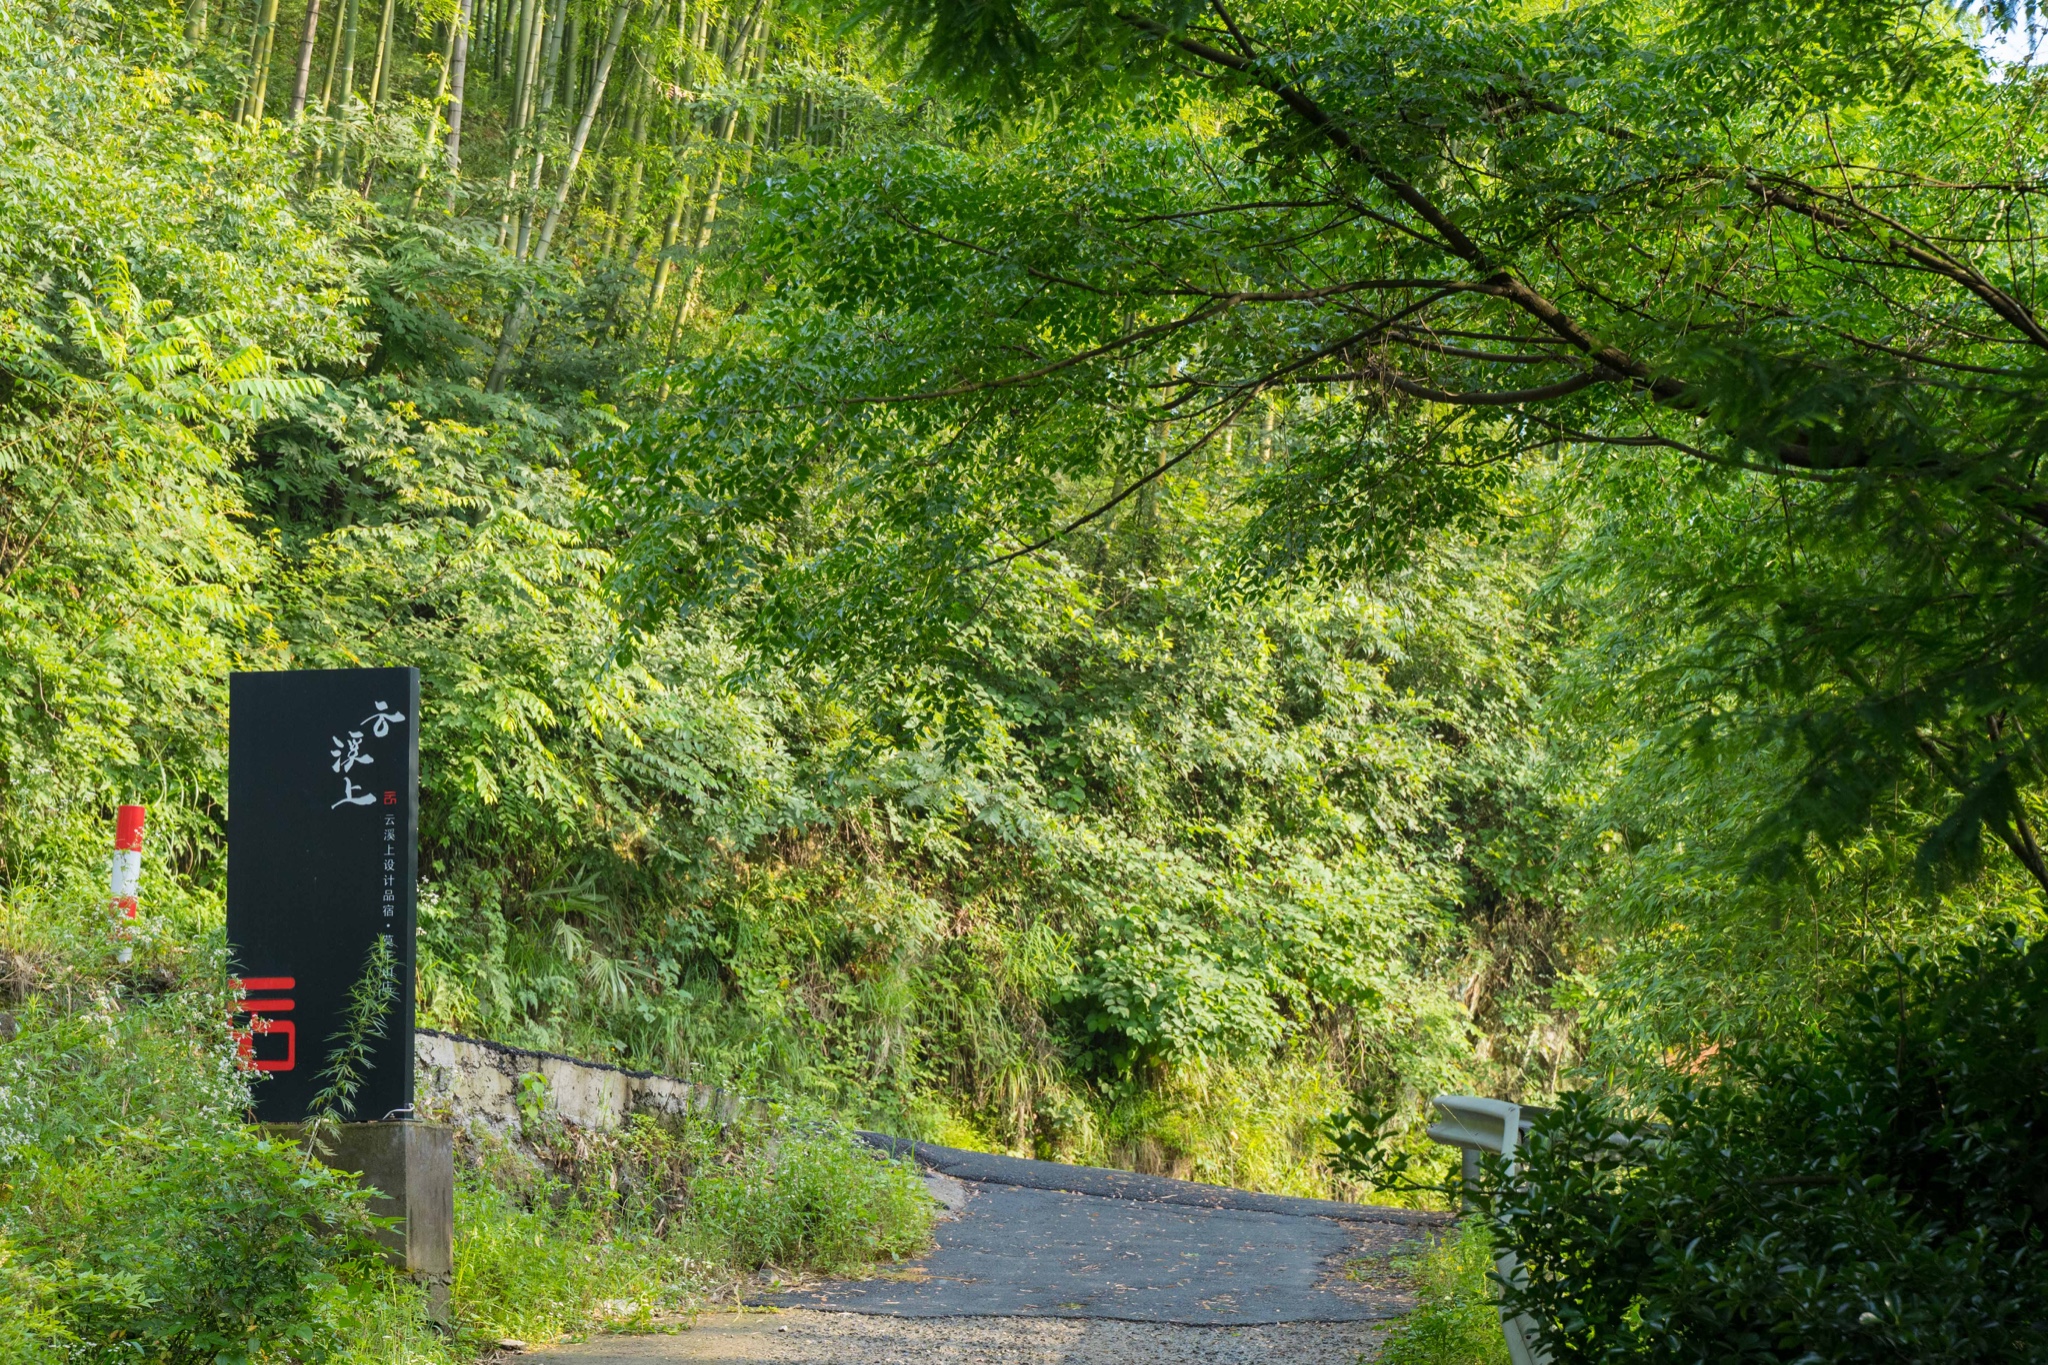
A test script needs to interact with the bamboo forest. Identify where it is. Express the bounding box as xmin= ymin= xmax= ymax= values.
xmin=1 ymin=0 xmax=2045 ymax=1357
